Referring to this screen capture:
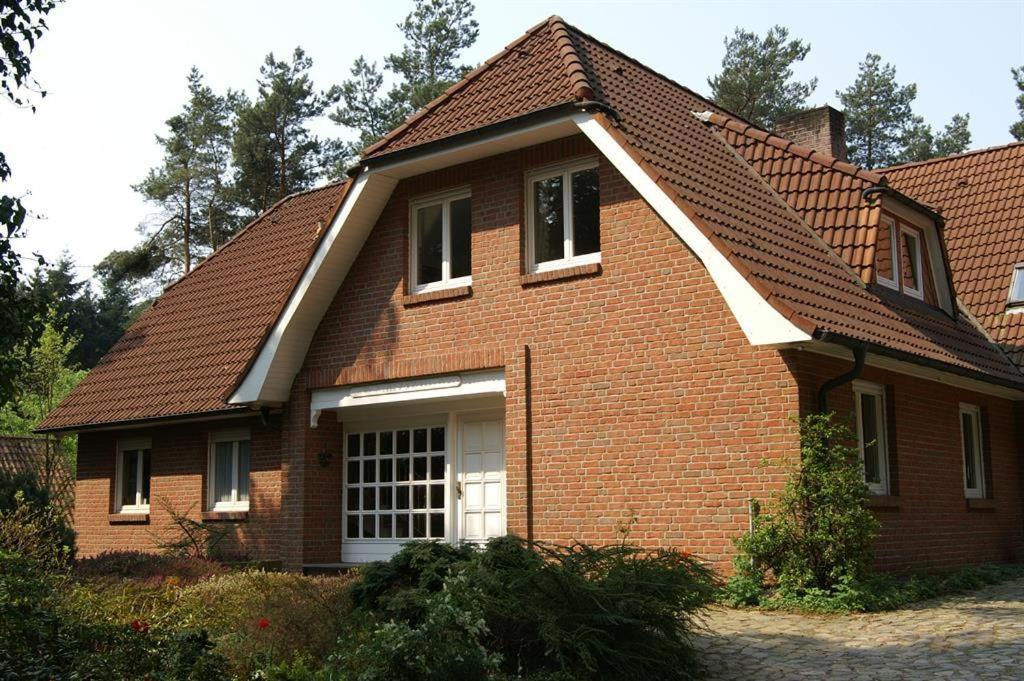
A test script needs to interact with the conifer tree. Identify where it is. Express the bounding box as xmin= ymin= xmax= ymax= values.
xmin=1010 ymin=66 xmax=1024 ymax=141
